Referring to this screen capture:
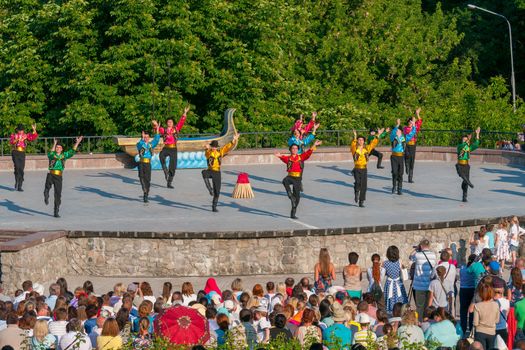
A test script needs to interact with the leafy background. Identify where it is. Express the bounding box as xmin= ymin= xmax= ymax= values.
xmin=0 ymin=0 xmax=523 ymax=137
